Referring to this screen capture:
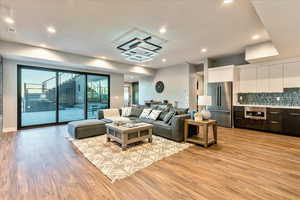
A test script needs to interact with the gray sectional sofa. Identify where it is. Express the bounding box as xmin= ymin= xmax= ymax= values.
xmin=98 ymin=106 xmax=190 ymax=142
